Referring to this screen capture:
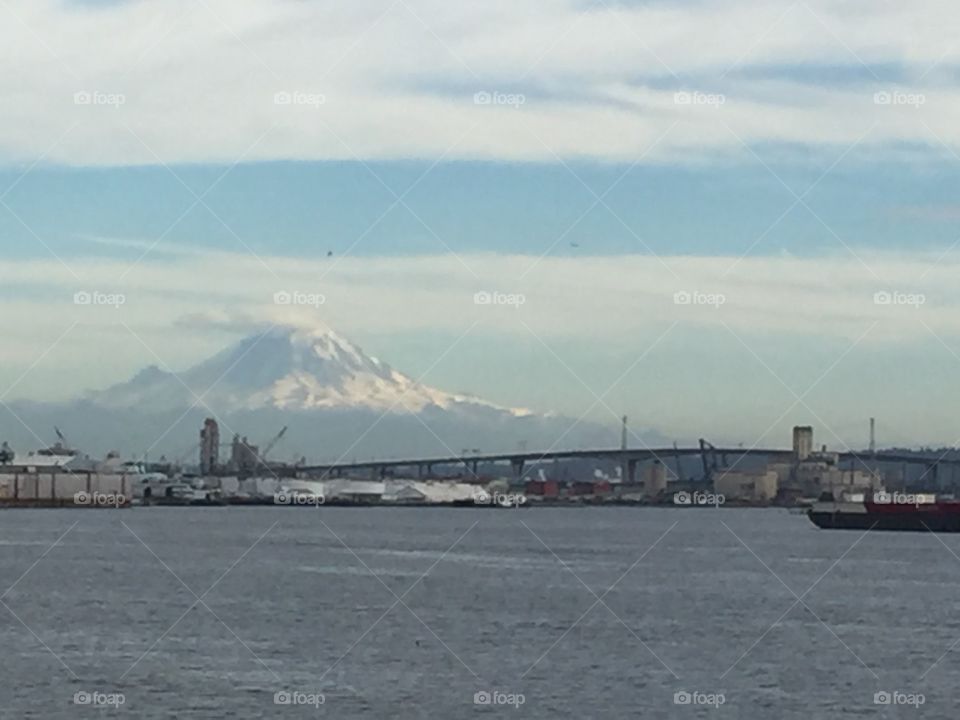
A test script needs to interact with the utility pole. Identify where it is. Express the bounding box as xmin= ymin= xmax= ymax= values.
xmin=621 ymin=416 xmax=628 ymax=484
